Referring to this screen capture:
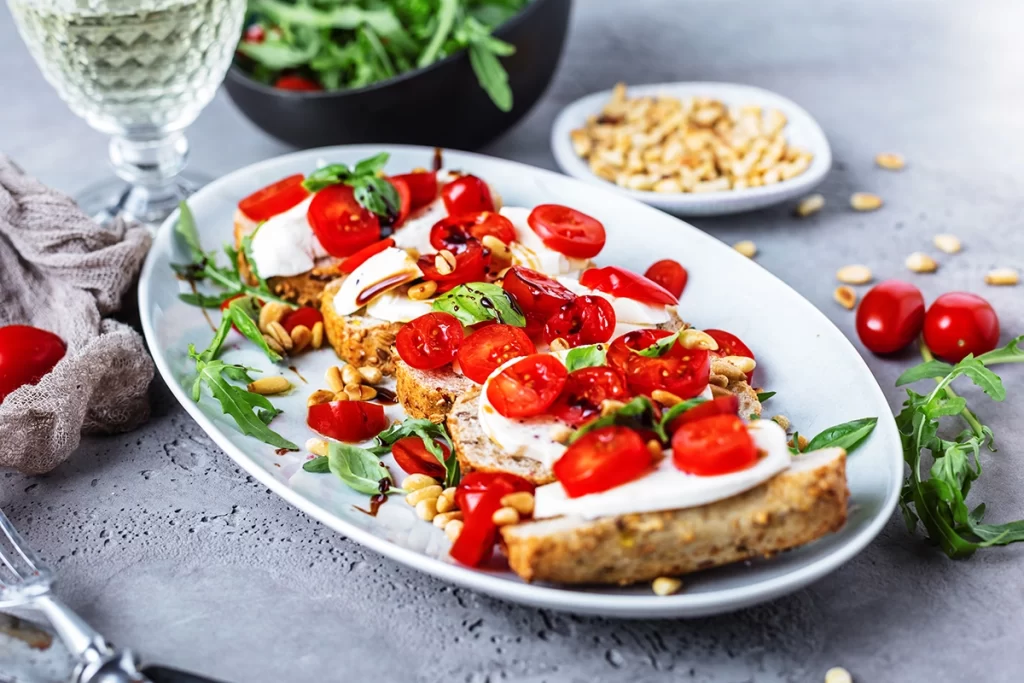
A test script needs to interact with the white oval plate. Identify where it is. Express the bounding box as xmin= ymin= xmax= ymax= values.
xmin=551 ymin=82 xmax=832 ymax=216
xmin=139 ymin=144 xmax=898 ymax=619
